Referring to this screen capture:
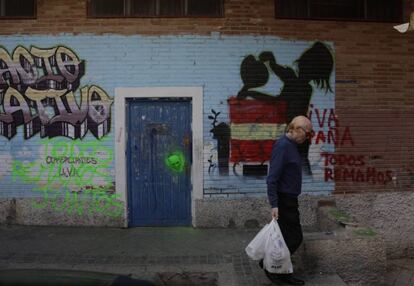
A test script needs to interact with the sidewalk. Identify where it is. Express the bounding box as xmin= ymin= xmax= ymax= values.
xmin=386 ymin=259 xmax=414 ymax=286
xmin=0 ymin=225 xmax=410 ymax=285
